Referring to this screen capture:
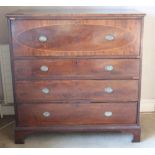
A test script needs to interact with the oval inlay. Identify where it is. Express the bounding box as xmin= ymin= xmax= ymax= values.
xmin=17 ymin=25 xmax=134 ymax=51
